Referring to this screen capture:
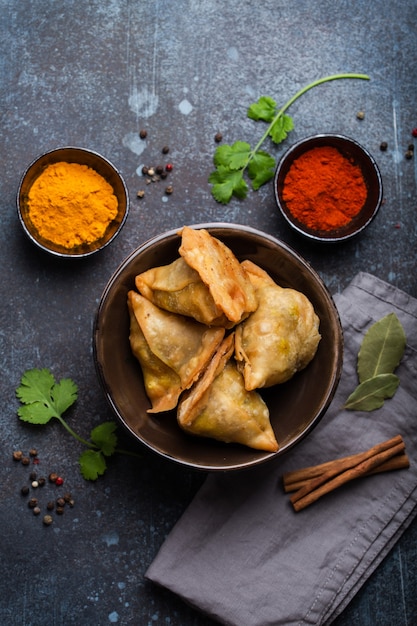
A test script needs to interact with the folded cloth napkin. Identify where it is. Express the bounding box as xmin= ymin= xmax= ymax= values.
xmin=146 ymin=272 xmax=417 ymax=626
